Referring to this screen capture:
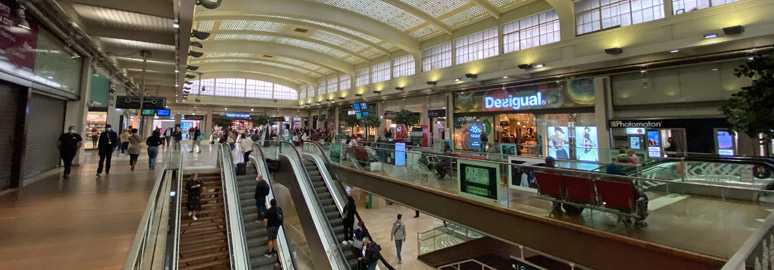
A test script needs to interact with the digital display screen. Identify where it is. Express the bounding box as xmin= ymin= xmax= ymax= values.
xmin=458 ymin=160 xmax=500 ymax=201
xmin=466 ymin=121 xmax=483 ymax=151
xmin=647 ymin=130 xmax=661 ymax=158
xmin=395 ymin=142 xmax=406 ymax=166
xmin=630 ymin=137 xmax=641 ymax=150
xmin=362 ymin=111 xmax=369 ymax=116
xmin=360 ymin=103 xmax=367 ymax=110
xmin=626 ymin=128 xmax=645 ymax=135
xmin=547 ymin=126 xmax=569 ymax=160
xmin=156 ymin=109 xmax=170 ymax=116
xmin=575 ymin=126 xmax=598 ymax=162
xmin=353 ymin=103 xmax=361 ymax=111
xmin=355 ymin=112 xmax=362 ymax=119
xmin=717 ymin=130 xmax=734 ymax=156
xmin=141 ymin=109 xmax=155 ymax=116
